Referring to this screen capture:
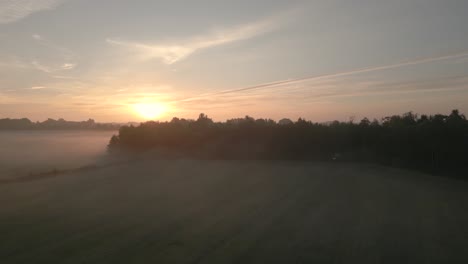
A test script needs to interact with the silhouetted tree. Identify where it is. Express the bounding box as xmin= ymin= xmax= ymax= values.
xmin=108 ymin=110 xmax=468 ymax=177
xmin=0 ymin=117 xmax=120 ymax=130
